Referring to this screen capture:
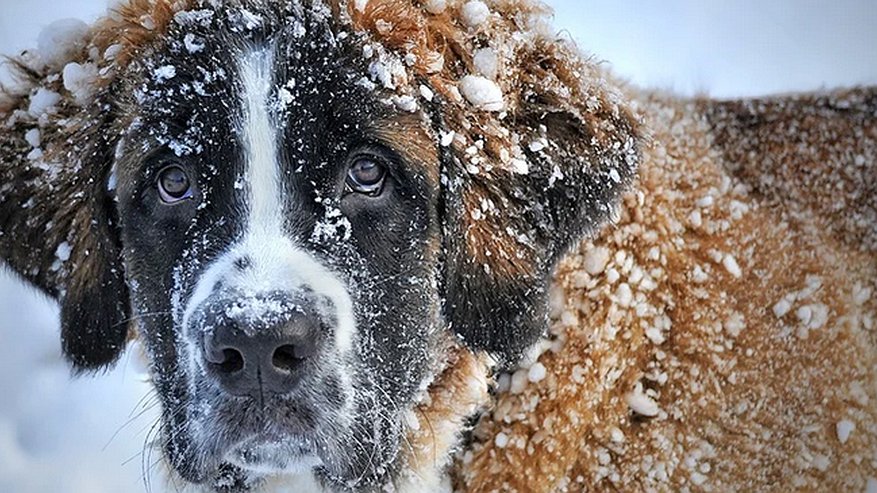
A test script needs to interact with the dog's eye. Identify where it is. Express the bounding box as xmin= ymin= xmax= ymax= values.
xmin=346 ymin=157 xmax=386 ymax=196
xmin=157 ymin=165 xmax=193 ymax=203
